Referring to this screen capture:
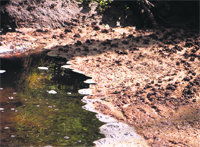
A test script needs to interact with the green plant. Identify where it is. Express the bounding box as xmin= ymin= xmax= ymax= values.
xmin=97 ymin=0 xmax=112 ymax=12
